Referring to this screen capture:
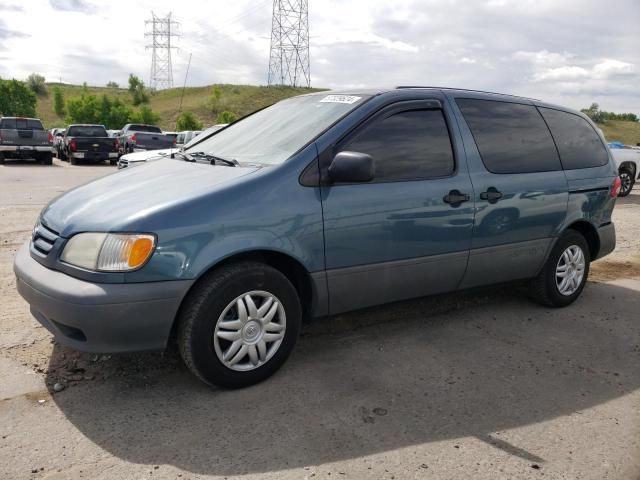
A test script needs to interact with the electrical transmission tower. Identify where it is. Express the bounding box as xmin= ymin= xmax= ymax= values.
xmin=267 ymin=0 xmax=310 ymax=88
xmin=145 ymin=12 xmax=179 ymax=90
